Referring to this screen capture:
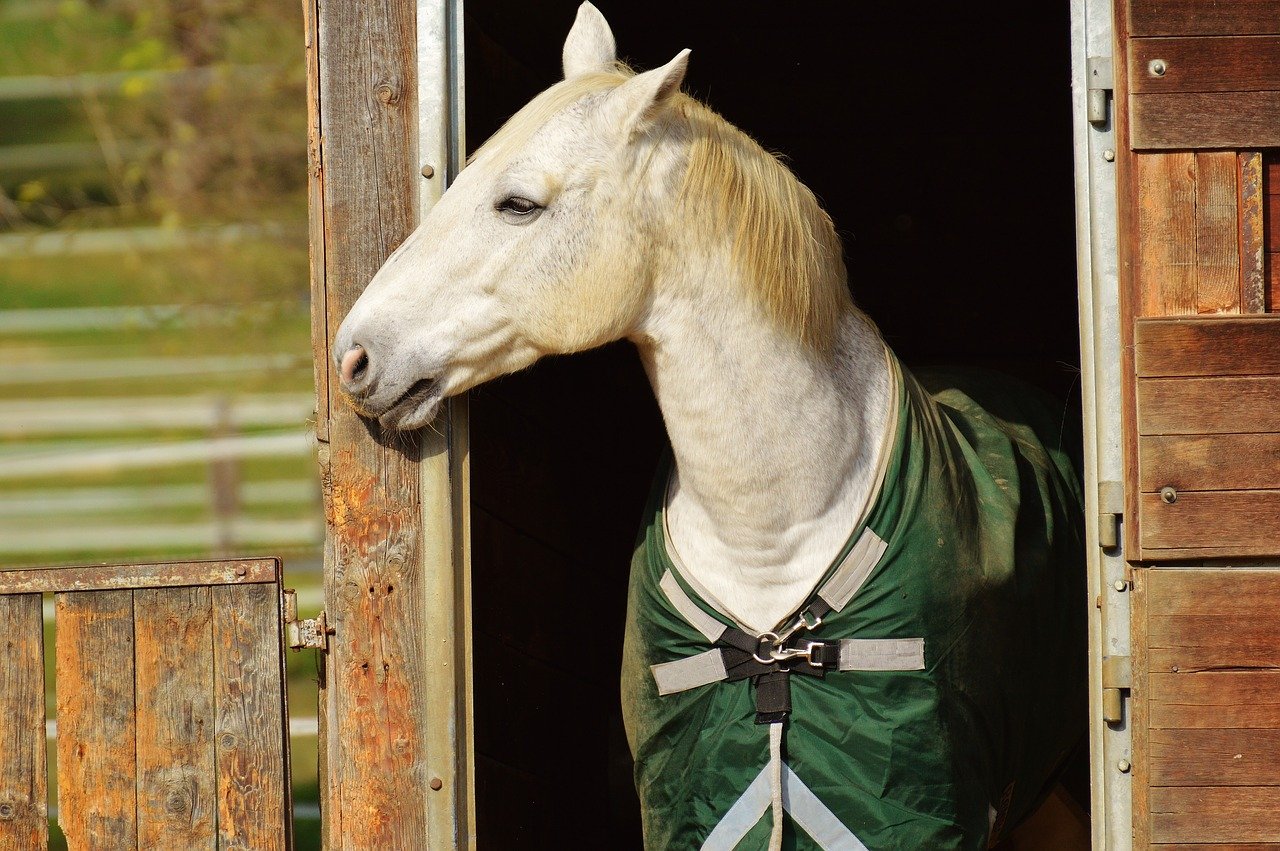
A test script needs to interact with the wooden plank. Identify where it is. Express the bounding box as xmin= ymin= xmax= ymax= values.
xmin=1133 ymin=568 xmax=1153 ymax=850
xmin=1128 ymin=0 xmax=1280 ymax=36
xmin=1151 ymin=786 xmax=1280 ymax=843
xmin=1139 ymin=434 xmax=1280 ymax=492
xmin=1133 ymin=317 xmax=1280 ymax=376
xmin=1141 ymin=490 xmax=1280 ymax=553
xmin=1132 ymin=92 xmax=1280 ymax=150
xmin=1270 ymin=194 xmax=1280 ymax=246
xmin=0 ymin=557 xmax=277 ymax=594
xmin=134 ymin=586 xmax=217 ymax=848
xmin=1240 ymin=153 xmax=1267 ymax=312
xmin=1157 ymin=845 xmax=1280 ymax=851
xmin=1151 ymin=728 xmax=1280 ymax=786
xmin=1147 ymin=569 xmax=1280 ymax=617
xmin=1194 ymin=152 xmax=1242 ymax=312
xmin=1150 ymin=671 xmax=1280 ymax=728
xmin=212 ymin=583 xmax=289 ymax=850
xmin=1151 ymin=610 xmax=1280 ymax=671
xmin=1271 ymin=254 xmax=1279 ymax=313
xmin=0 ymin=594 xmax=46 ymax=850
xmin=55 ymin=590 xmax=137 ymax=849
xmin=303 ymin=0 xmax=328 ymax=444
xmin=1137 ymin=376 xmax=1280 ymax=434
xmin=1136 ymin=152 xmax=1197 ymax=316
xmin=311 ymin=0 xmax=433 ymax=843
xmin=1130 ymin=37 xmax=1280 ymax=93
